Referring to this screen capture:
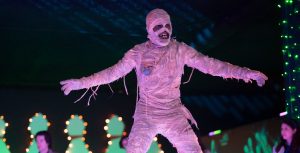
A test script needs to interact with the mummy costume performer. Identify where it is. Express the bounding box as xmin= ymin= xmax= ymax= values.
xmin=61 ymin=9 xmax=268 ymax=153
